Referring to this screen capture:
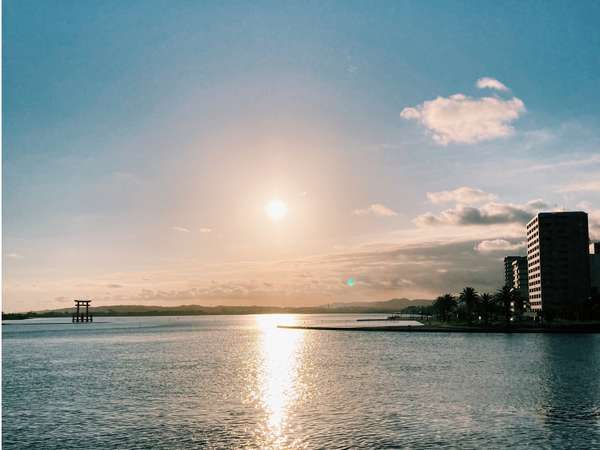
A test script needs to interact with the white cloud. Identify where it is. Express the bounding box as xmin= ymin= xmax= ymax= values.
xmin=474 ymin=239 xmax=525 ymax=253
xmin=476 ymin=77 xmax=509 ymax=92
xmin=5 ymin=253 xmax=23 ymax=259
xmin=576 ymin=201 xmax=593 ymax=210
xmin=353 ymin=203 xmax=398 ymax=217
xmin=518 ymin=154 xmax=600 ymax=173
xmin=414 ymin=199 xmax=551 ymax=227
xmin=588 ymin=209 xmax=600 ymax=241
xmin=173 ymin=226 xmax=212 ymax=233
xmin=558 ymin=179 xmax=600 ymax=193
xmin=427 ymin=187 xmax=496 ymax=205
xmin=401 ymin=84 xmax=525 ymax=145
